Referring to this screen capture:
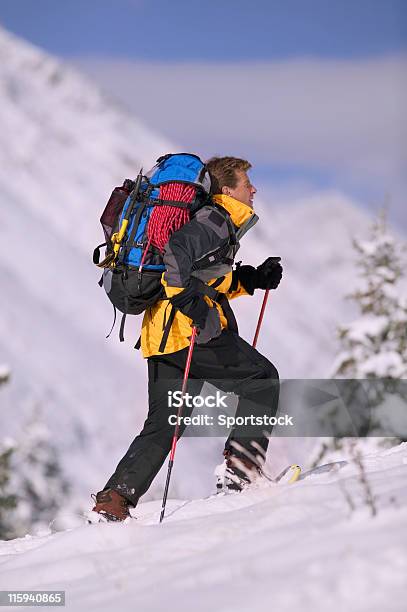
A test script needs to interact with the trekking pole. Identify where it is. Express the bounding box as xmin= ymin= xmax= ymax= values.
xmin=252 ymin=289 xmax=269 ymax=348
xmin=252 ymin=256 xmax=281 ymax=347
xmin=159 ymin=325 xmax=198 ymax=523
